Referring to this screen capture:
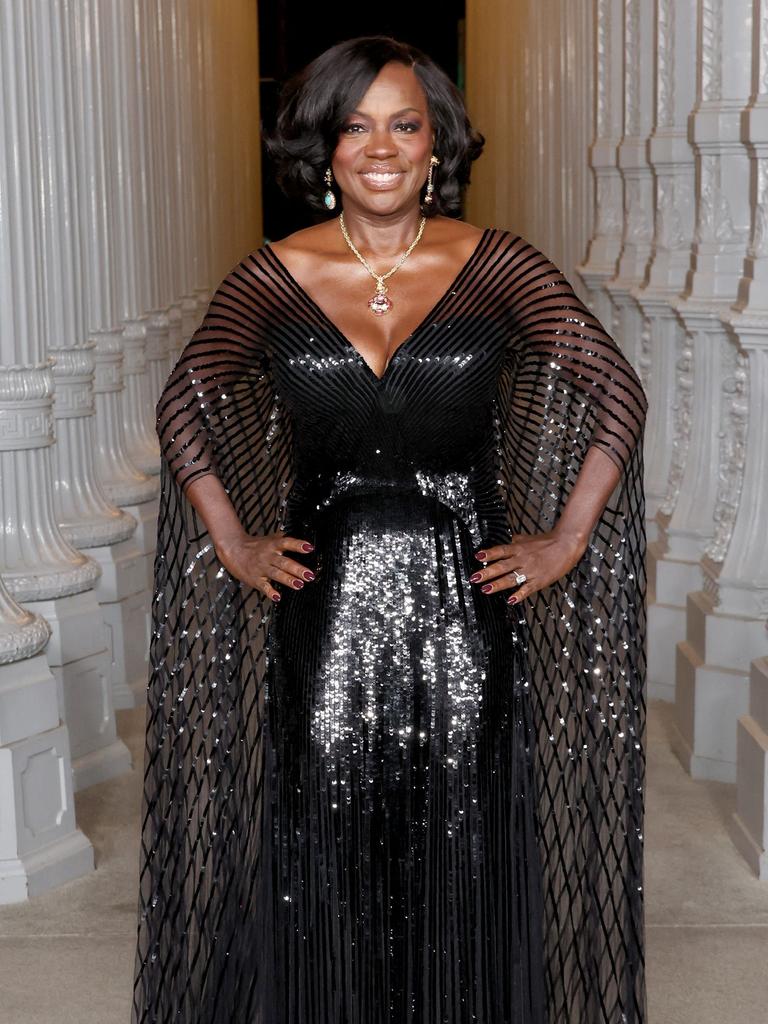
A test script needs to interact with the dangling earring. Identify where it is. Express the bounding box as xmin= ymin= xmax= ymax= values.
xmin=423 ymin=155 xmax=440 ymax=205
xmin=323 ymin=167 xmax=337 ymax=210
